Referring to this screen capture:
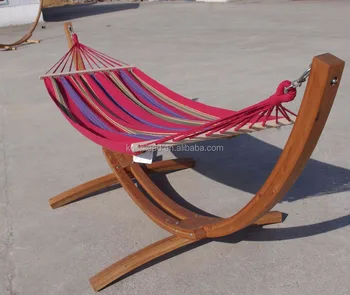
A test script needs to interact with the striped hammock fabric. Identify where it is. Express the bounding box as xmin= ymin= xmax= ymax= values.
xmin=41 ymin=33 xmax=298 ymax=154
